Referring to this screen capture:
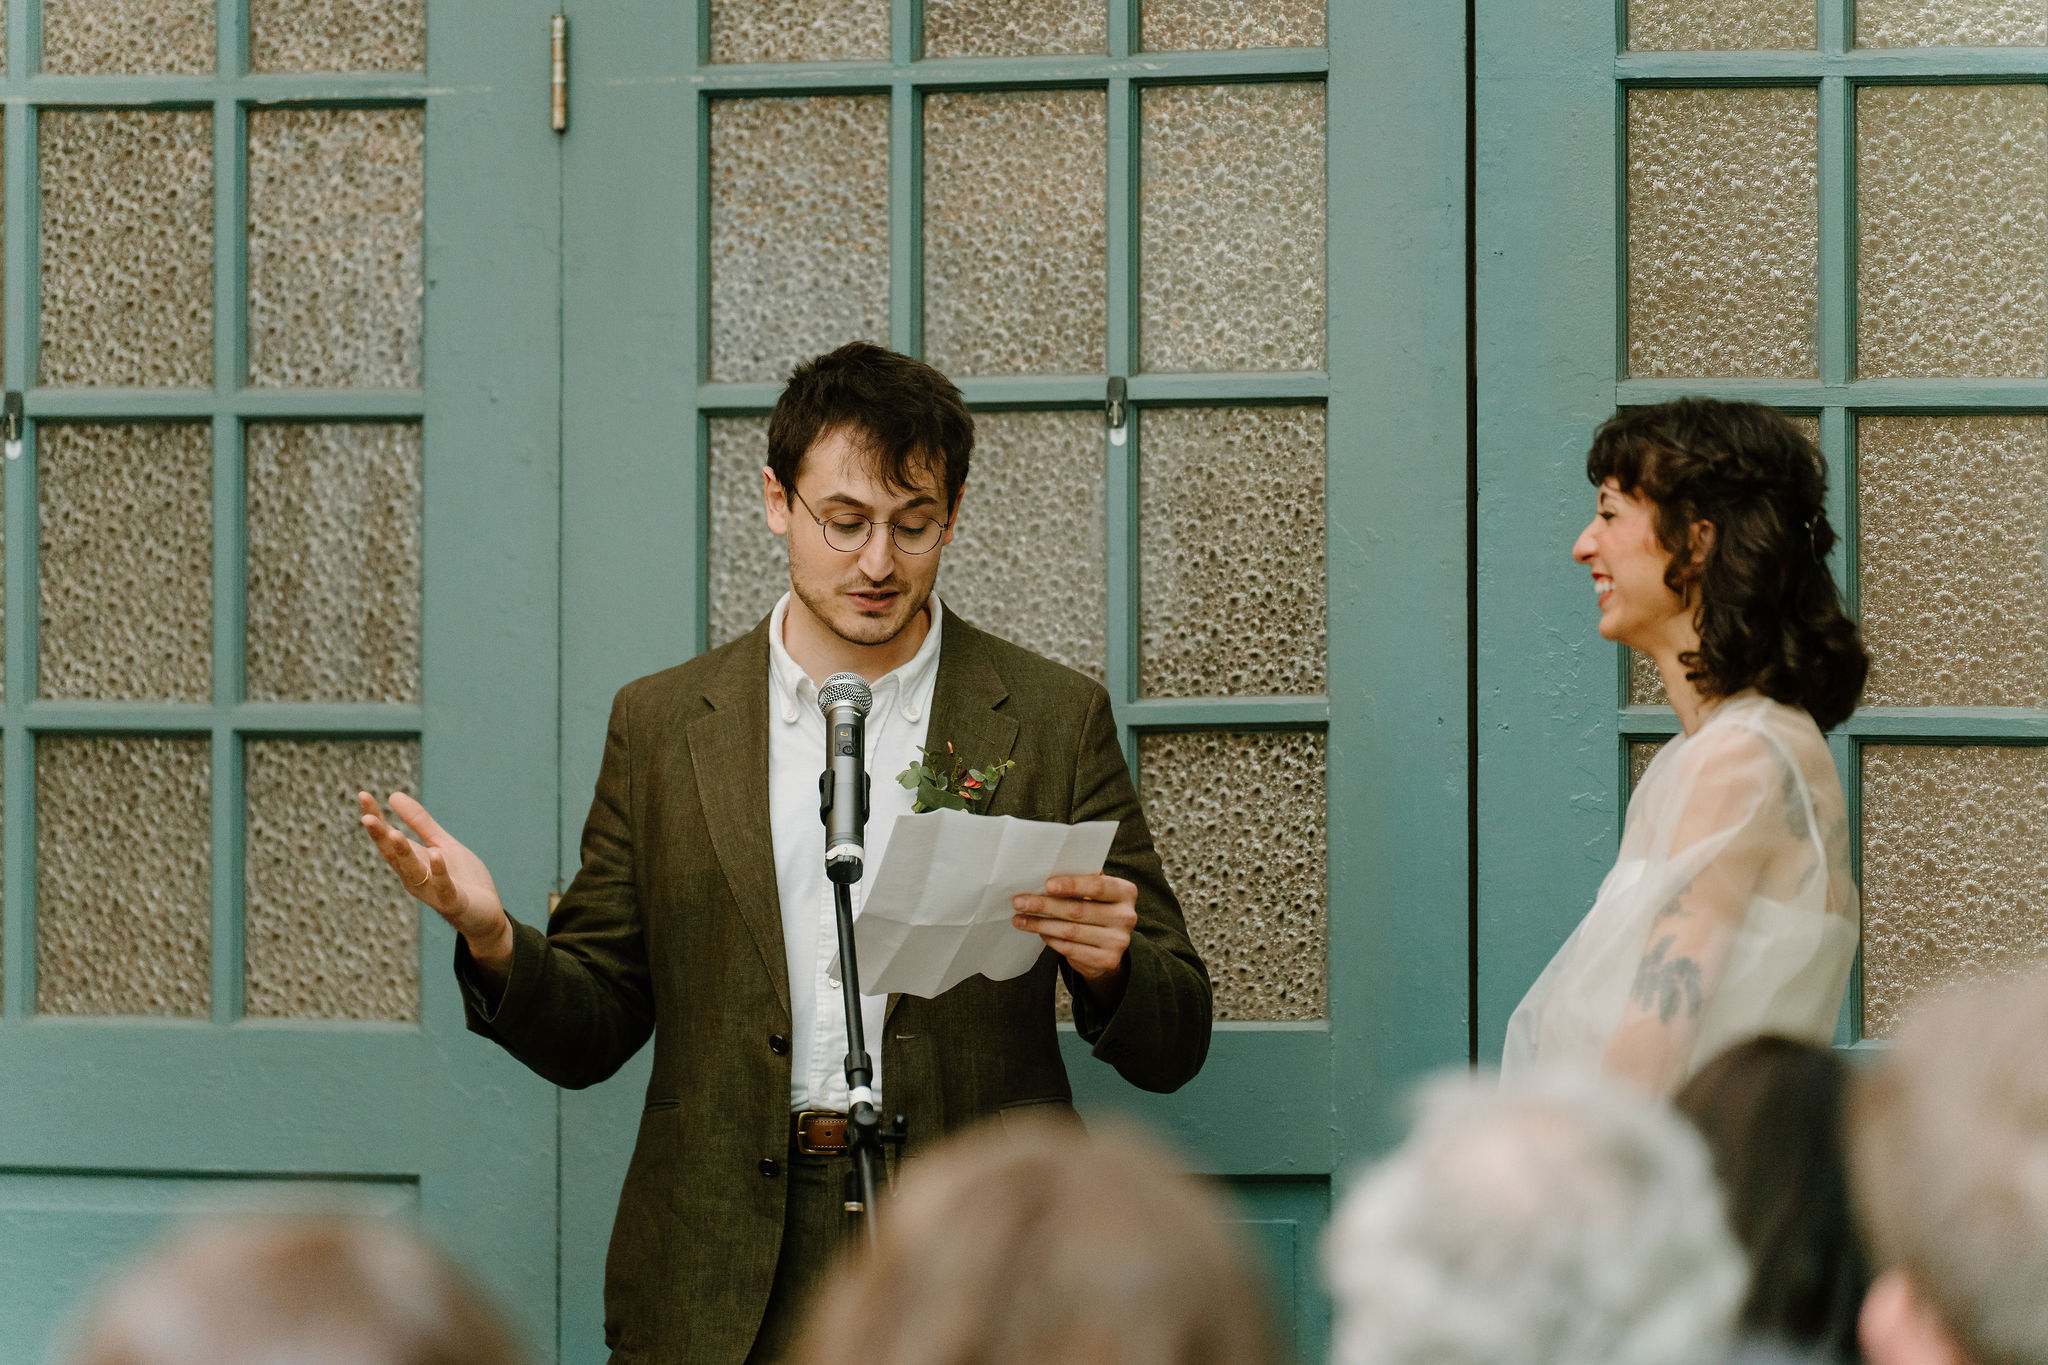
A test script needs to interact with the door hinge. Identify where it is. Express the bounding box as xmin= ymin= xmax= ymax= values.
xmin=551 ymin=15 xmax=569 ymax=133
